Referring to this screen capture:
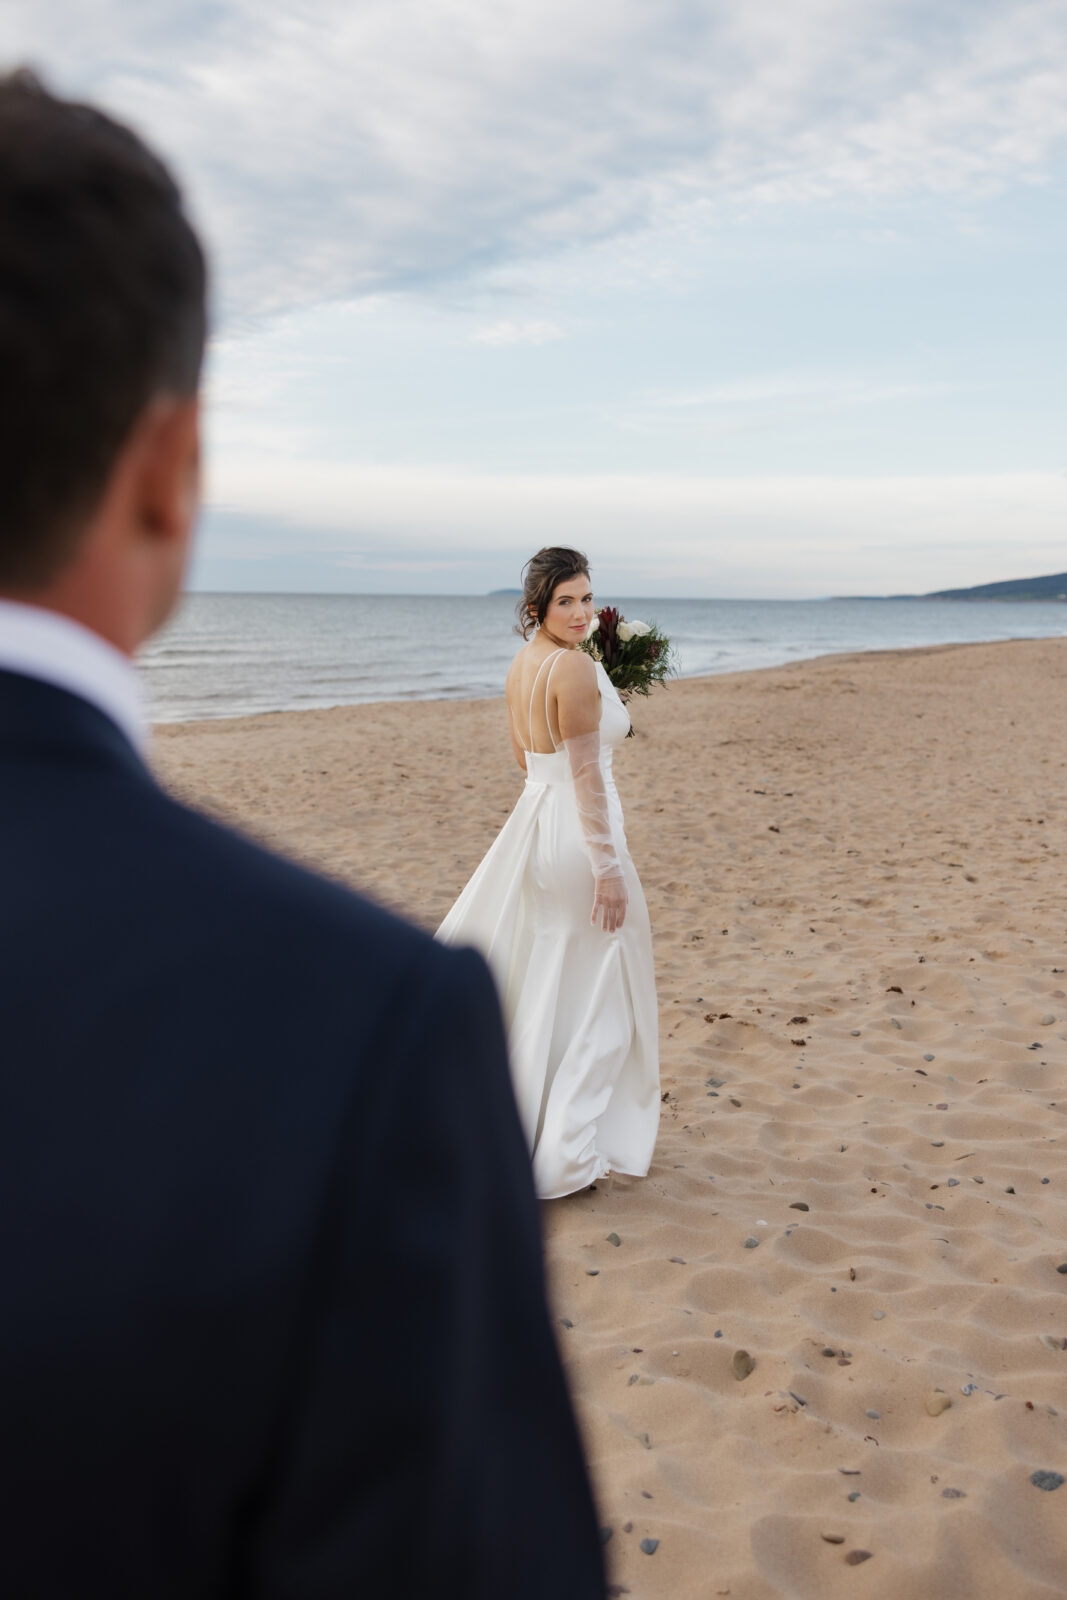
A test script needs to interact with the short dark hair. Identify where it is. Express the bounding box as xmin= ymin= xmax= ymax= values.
xmin=0 ymin=69 xmax=207 ymax=588
xmin=516 ymin=546 xmax=591 ymax=638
